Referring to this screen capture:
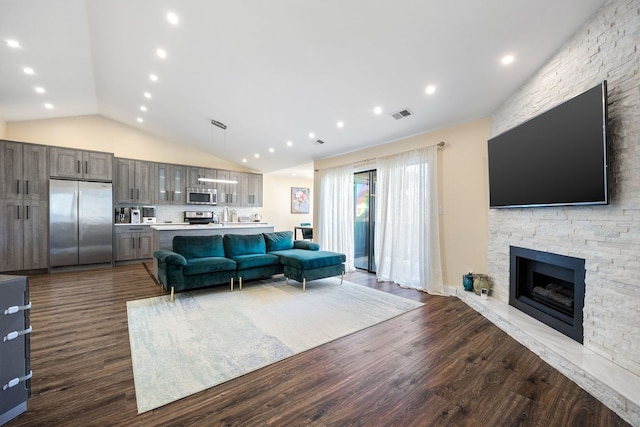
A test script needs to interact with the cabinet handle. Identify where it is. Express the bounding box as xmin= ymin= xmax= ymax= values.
xmin=2 ymin=325 xmax=32 ymax=342
xmin=130 ymin=188 xmax=134 ymax=199
xmin=16 ymin=205 xmax=20 ymax=220
xmin=25 ymin=205 xmax=29 ymax=220
xmin=138 ymin=237 xmax=141 ymax=248
xmin=137 ymin=188 xmax=140 ymax=199
xmin=171 ymin=190 xmax=174 ymax=201
xmin=2 ymin=371 xmax=32 ymax=391
xmin=25 ymin=180 xmax=29 ymax=195
xmin=132 ymin=238 xmax=135 ymax=249
xmin=77 ymin=160 xmax=81 ymax=173
xmin=16 ymin=180 xmax=20 ymax=194
xmin=166 ymin=191 xmax=169 ymax=201
xmin=85 ymin=161 xmax=88 ymax=174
